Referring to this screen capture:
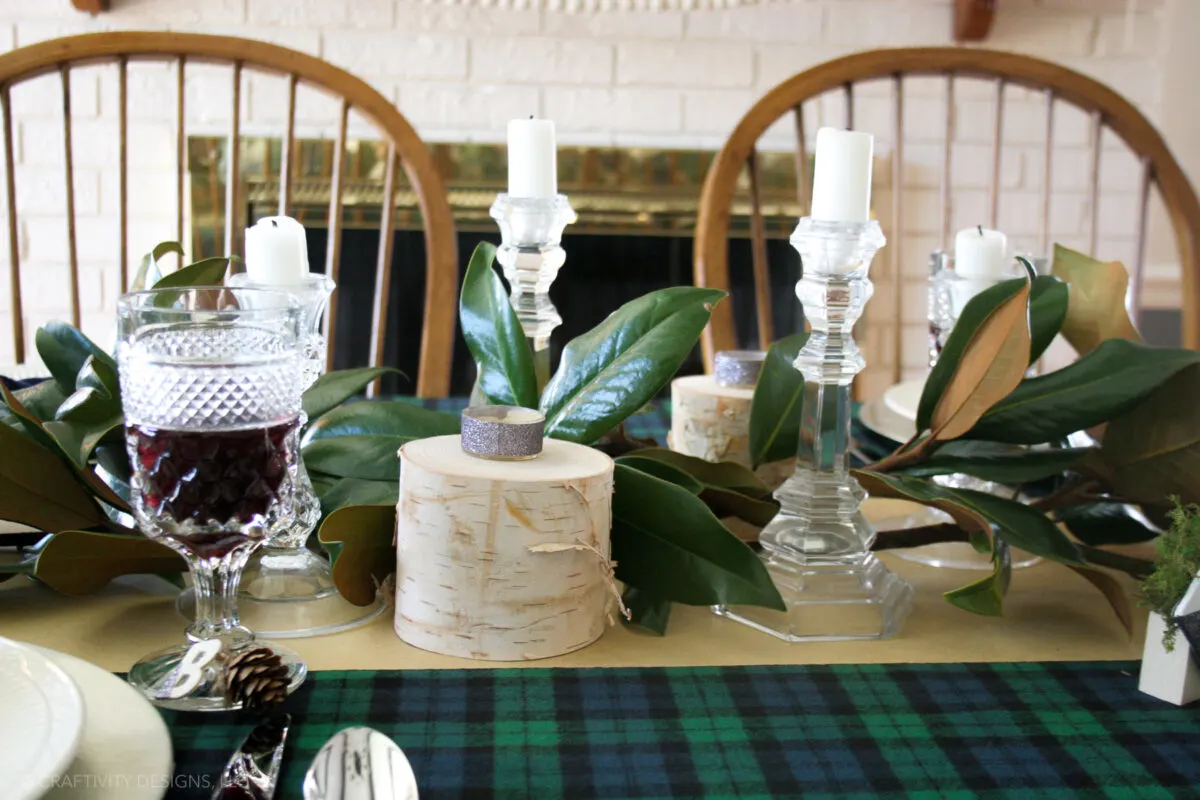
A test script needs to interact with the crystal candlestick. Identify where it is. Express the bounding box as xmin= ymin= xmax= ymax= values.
xmin=177 ymin=272 xmax=387 ymax=638
xmin=714 ymin=217 xmax=913 ymax=641
xmin=490 ymin=194 xmax=577 ymax=390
